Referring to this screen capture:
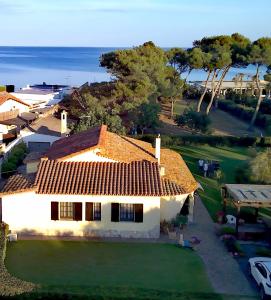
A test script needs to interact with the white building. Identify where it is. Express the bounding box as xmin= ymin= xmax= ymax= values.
xmin=0 ymin=125 xmax=198 ymax=239
xmin=11 ymin=84 xmax=71 ymax=108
